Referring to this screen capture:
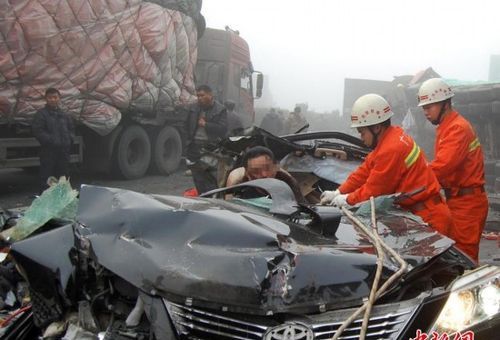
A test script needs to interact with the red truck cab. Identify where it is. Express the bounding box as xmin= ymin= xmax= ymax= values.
xmin=195 ymin=27 xmax=263 ymax=127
